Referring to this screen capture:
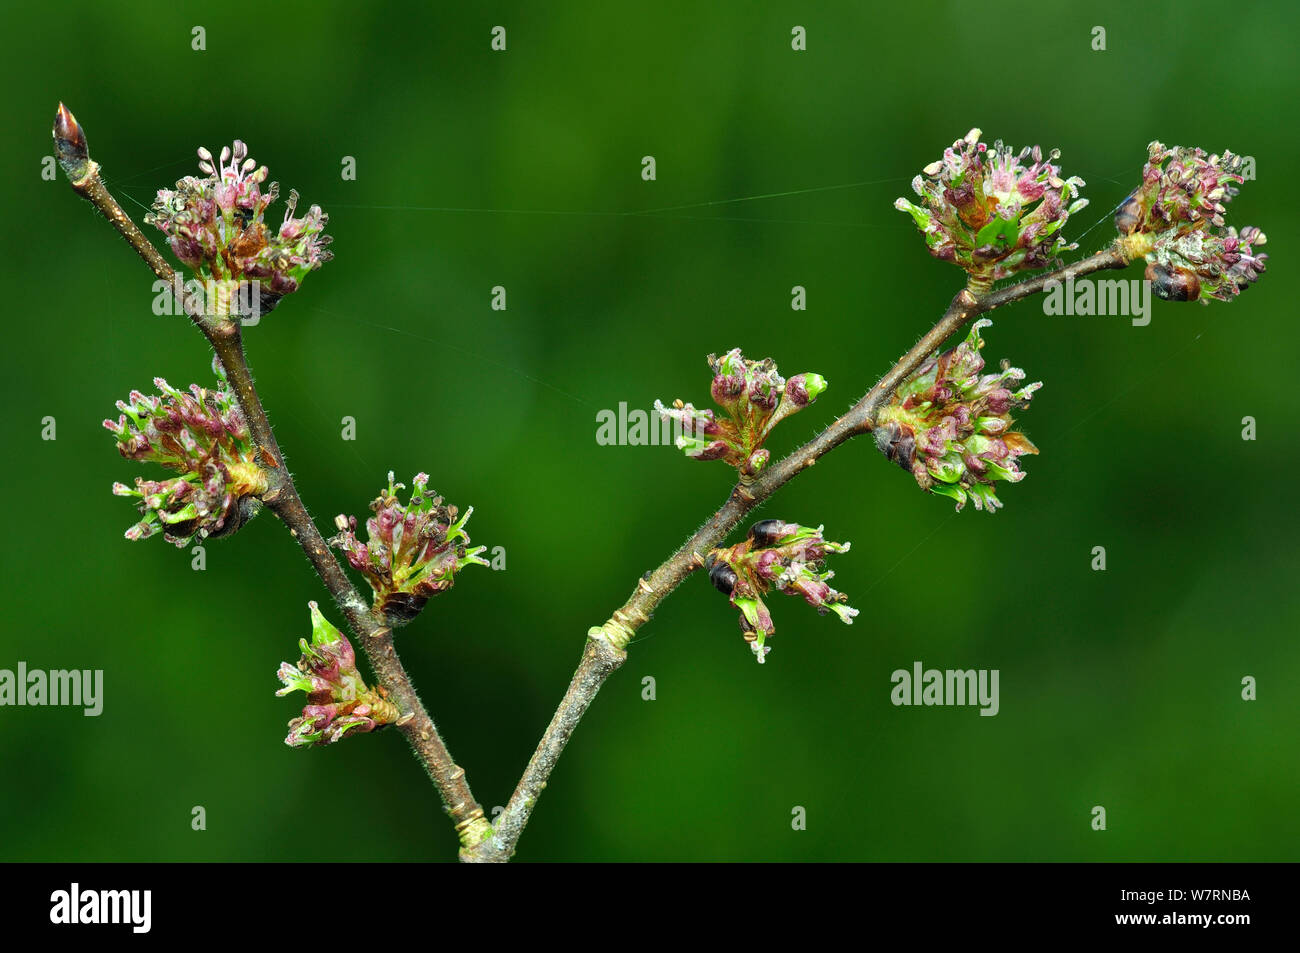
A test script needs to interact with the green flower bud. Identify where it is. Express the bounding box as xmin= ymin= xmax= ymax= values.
xmin=276 ymin=603 xmax=399 ymax=747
